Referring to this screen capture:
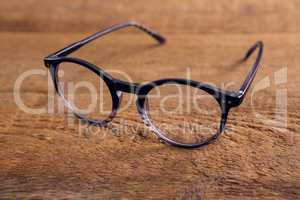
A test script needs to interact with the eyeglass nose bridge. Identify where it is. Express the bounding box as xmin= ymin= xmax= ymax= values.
xmin=114 ymin=79 xmax=141 ymax=94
